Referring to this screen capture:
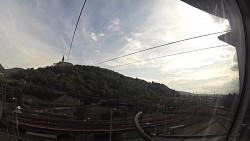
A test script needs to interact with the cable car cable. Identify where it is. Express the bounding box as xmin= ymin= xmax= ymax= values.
xmin=67 ymin=0 xmax=87 ymax=62
xmin=95 ymin=30 xmax=230 ymax=65
xmin=109 ymin=44 xmax=228 ymax=68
